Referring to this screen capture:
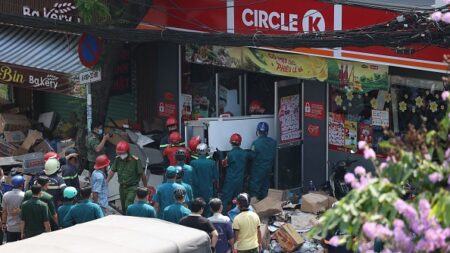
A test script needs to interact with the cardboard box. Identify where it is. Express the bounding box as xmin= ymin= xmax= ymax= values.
xmin=0 ymin=138 xmax=17 ymax=156
xmin=0 ymin=114 xmax=31 ymax=133
xmin=21 ymin=130 xmax=43 ymax=151
xmin=21 ymin=152 xmax=45 ymax=174
xmin=252 ymin=189 xmax=284 ymax=218
xmin=32 ymin=140 xmax=53 ymax=153
xmin=105 ymin=127 xmax=130 ymax=145
xmin=3 ymin=131 xmax=26 ymax=144
xmin=273 ymin=223 xmax=305 ymax=252
xmin=107 ymin=118 xmax=129 ymax=128
xmin=301 ymin=193 xmax=329 ymax=214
